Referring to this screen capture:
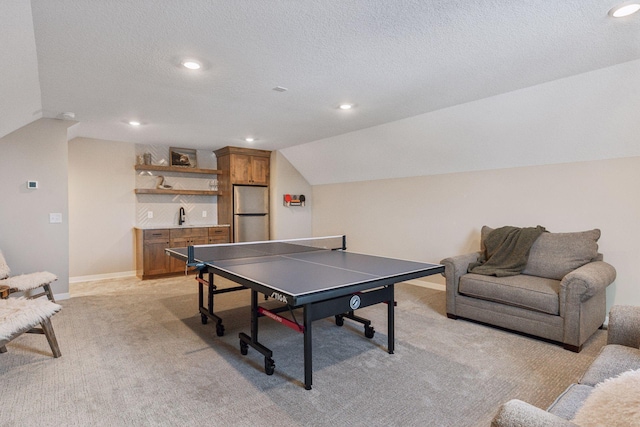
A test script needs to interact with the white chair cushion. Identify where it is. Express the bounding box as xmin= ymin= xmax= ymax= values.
xmin=0 ymin=297 xmax=62 ymax=341
xmin=0 ymin=250 xmax=10 ymax=280
xmin=3 ymin=271 xmax=57 ymax=291
xmin=572 ymin=369 xmax=640 ymax=426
